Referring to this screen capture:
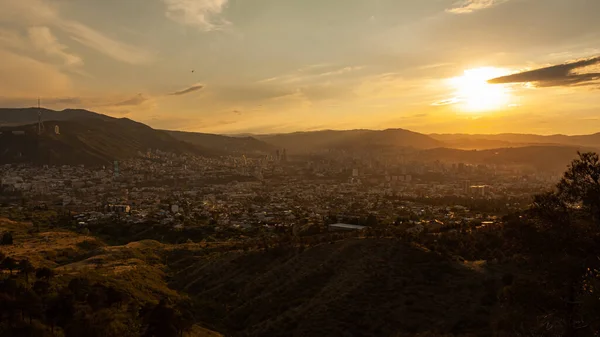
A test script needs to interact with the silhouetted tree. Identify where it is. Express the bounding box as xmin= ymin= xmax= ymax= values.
xmin=32 ymin=280 xmax=50 ymax=299
xmin=18 ymin=260 xmax=35 ymax=283
xmin=527 ymin=152 xmax=600 ymax=336
xmin=35 ymin=267 xmax=54 ymax=281
xmin=68 ymin=277 xmax=91 ymax=302
xmin=142 ymin=300 xmax=177 ymax=337
xmin=0 ymin=232 xmax=13 ymax=245
xmin=1 ymin=257 xmax=17 ymax=275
